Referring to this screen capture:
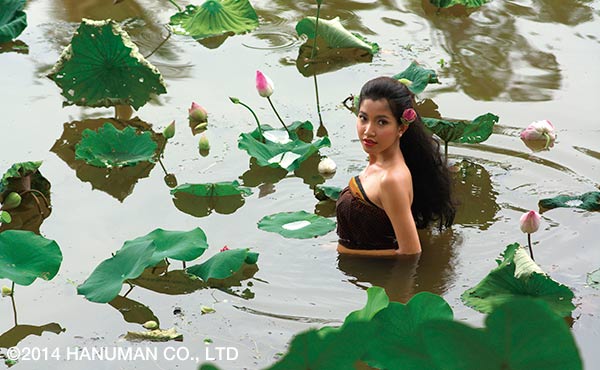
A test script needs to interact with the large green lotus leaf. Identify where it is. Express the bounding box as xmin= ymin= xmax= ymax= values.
xmin=344 ymin=286 xmax=390 ymax=324
xmin=392 ymin=62 xmax=440 ymax=95
xmin=168 ymin=0 xmax=259 ymax=40
xmin=296 ymin=17 xmax=378 ymax=55
xmin=588 ymin=268 xmax=600 ymax=289
xmin=461 ymin=243 xmax=575 ymax=317
xmin=539 ymin=191 xmax=600 ymax=212
xmin=121 ymin=228 xmax=209 ymax=266
xmin=363 ymin=292 xmax=454 ymax=369
xmin=186 ymin=248 xmax=258 ymax=282
xmin=267 ymin=321 xmax=373 ymax=370
xmin=257 ymin=211 xmax=336 ymax=239
xmin=238 ymin=126 xmax=331 ymax=172
xmin=47 ymin=19 xmax=167 ymax=109
xmin=0 ymin=230 xmax=62 ymax=286
xmin=75 ymin=123 xmax=158 ymax=168
xmin=77 ymin=240 xmax=156 ymax=303
xmin=0 ymin=0 xmax=27 ymax=43
xmin=0 ymin=161 xmax=51 ymax=202
xmin=422 ymin=113 xmax=498 ymax=144
xmin=430 ymin=0 xmax=490 ymax=9
xmin=423 ymin=298 xmax=582 ymax=370
xmin=170 ymin=181 xmax=252 ymax=217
